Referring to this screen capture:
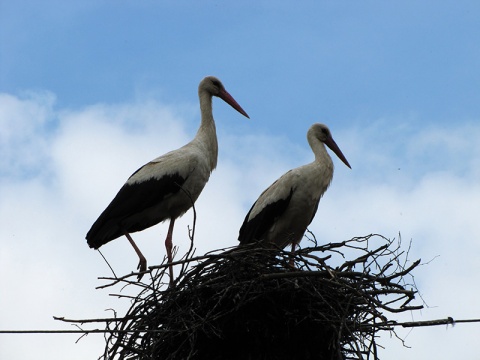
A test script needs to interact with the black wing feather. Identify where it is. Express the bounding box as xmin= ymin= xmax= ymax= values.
xmin=309 ymin=197 xmax=321 ymax=226
xmin=238 ymin=188 xmax=294 ymax=245
xmin=86 ymin=172 xmax=186 ymax=248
